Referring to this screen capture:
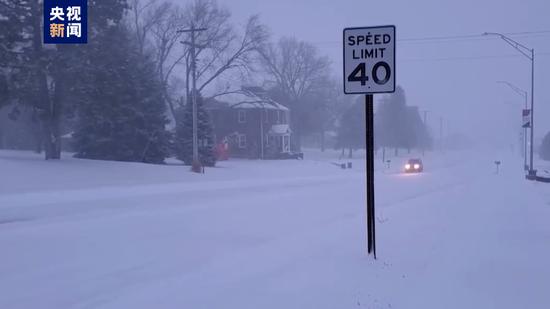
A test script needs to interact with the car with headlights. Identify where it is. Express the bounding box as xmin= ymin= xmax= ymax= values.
xmin=405 ymin=158 xmax=423 ymax=173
